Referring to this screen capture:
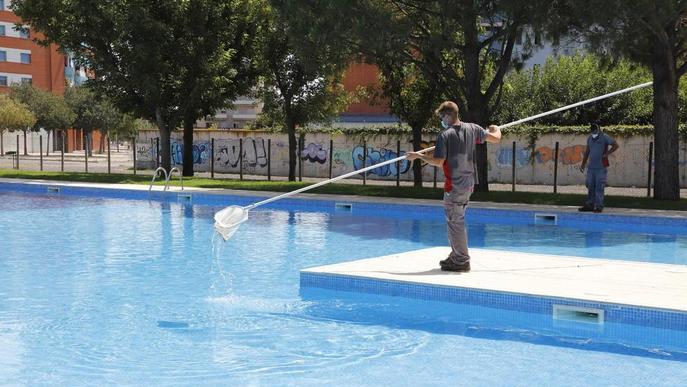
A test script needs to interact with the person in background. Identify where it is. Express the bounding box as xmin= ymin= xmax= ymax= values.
xmin=579 ymin=123 xmax=619 ymax=213
xmin=406 ymin=101 xmax=501 ymax=272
